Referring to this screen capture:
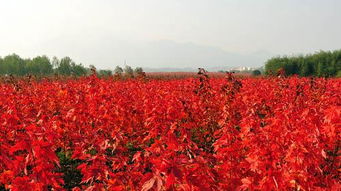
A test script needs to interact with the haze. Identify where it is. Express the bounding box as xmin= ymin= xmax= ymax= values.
xmin=0 ymin=0 xmax=340 ymax=70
